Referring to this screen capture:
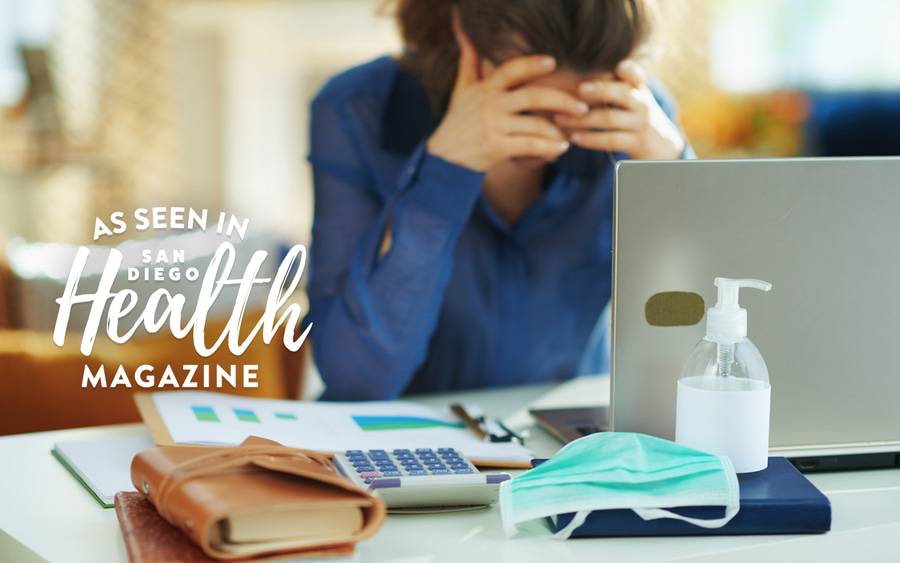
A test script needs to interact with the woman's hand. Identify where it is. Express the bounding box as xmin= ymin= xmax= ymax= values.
xmin=427 ymin=38 xmax=589 ymax=172
xmin=554 ymin=60 xmax=685 ymax=160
